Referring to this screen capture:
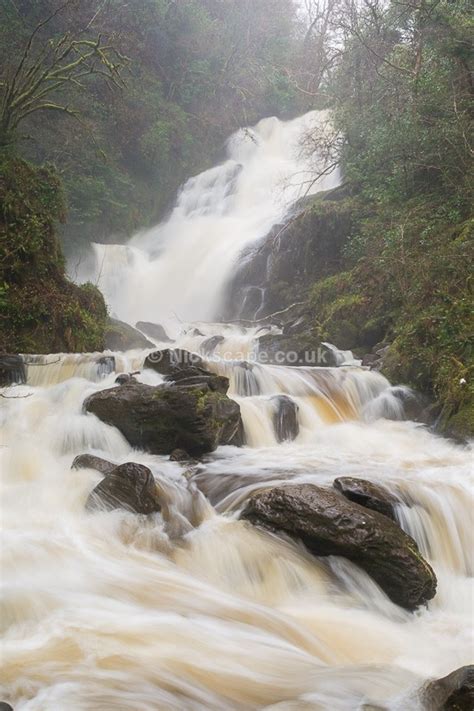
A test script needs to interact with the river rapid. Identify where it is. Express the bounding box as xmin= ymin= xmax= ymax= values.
xmin=1 ymin=112 xmax=472 ymax=710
